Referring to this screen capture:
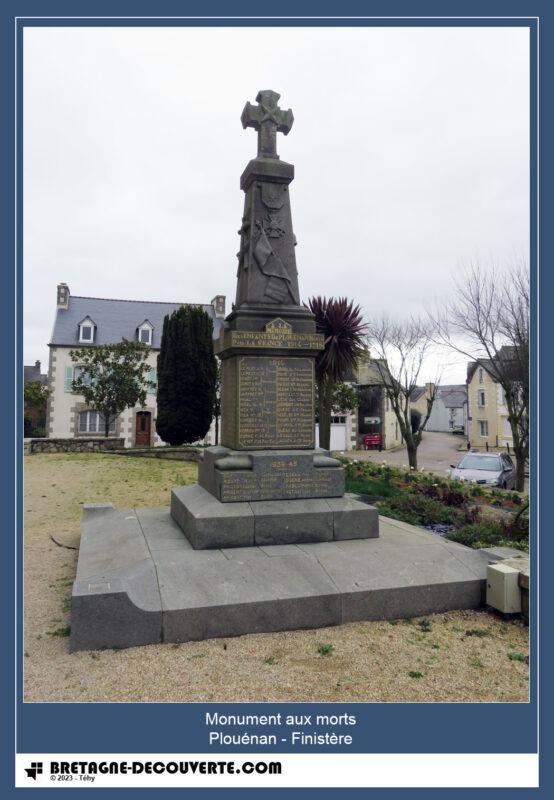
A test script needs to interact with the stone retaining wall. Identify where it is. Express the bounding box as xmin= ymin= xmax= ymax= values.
xmin=107 ymin=447 xmax=201 ymax=462
xmin=29 ymin=438 xmax=125 ymax=454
